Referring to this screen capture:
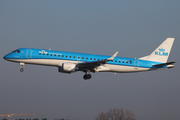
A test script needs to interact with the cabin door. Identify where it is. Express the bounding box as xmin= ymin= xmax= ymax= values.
xmin=26 ymin=49 xmax=32 ymax=58
xmin=134 ymin=59 xmax=139 ymax=69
